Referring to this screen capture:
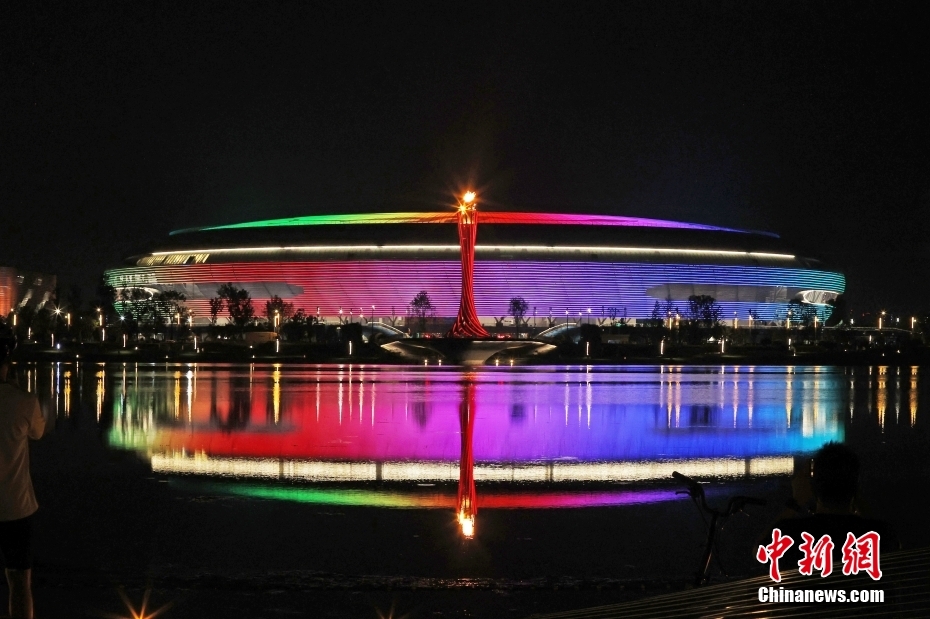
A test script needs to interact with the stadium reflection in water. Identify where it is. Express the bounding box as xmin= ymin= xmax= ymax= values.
xmin=31 ymin=363 xmax=923 ymax=538
xmin=94 ymin=364 xmax=855 ymax=535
